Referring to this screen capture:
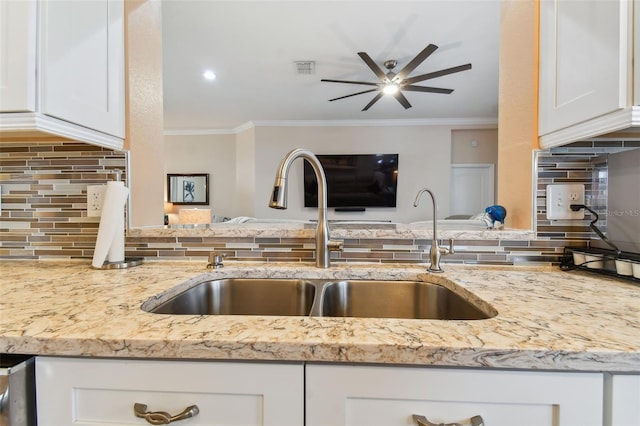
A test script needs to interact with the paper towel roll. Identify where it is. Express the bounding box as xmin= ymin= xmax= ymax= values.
xmin=92 ymin=181 xmax=129 ymax=268
xmin=107 ymin=212 xmax=125 ymax=263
